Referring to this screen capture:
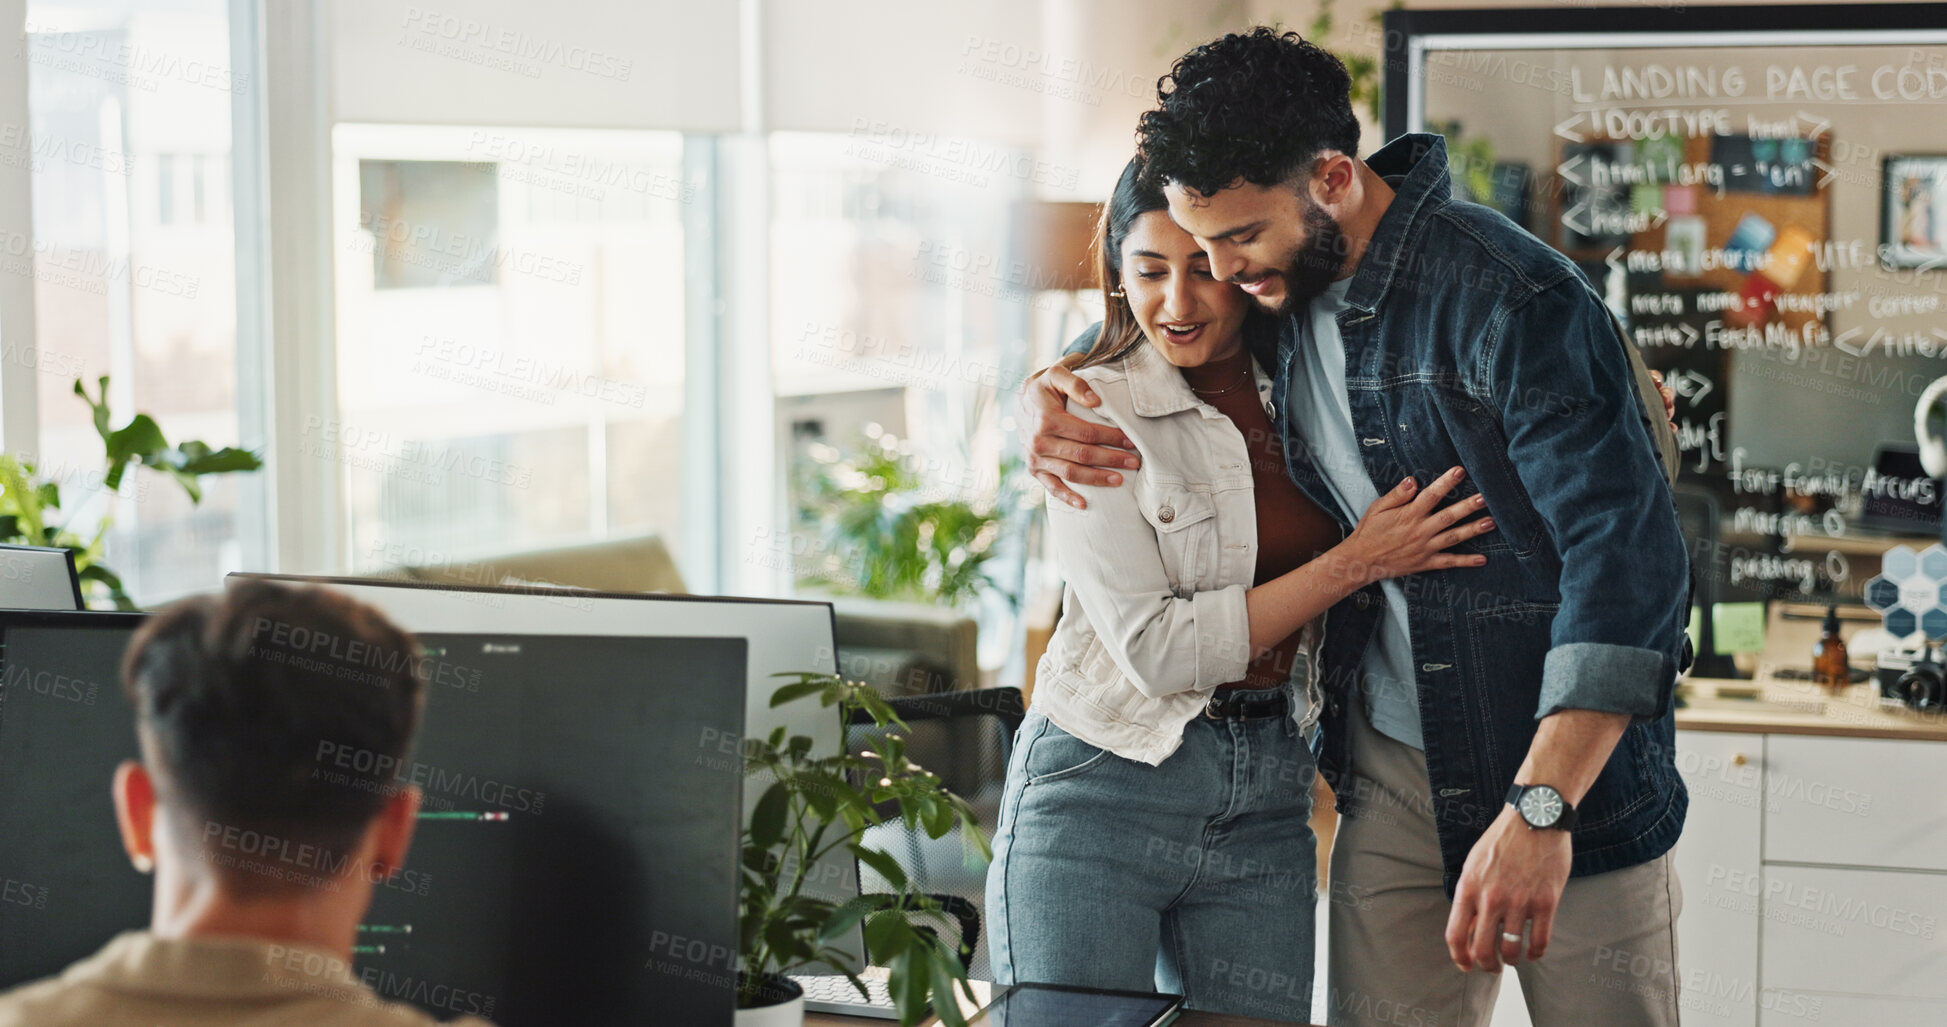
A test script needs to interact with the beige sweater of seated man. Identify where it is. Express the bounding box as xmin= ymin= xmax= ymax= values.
xmin=0 ymin=931 xmax=499 ymax=1027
